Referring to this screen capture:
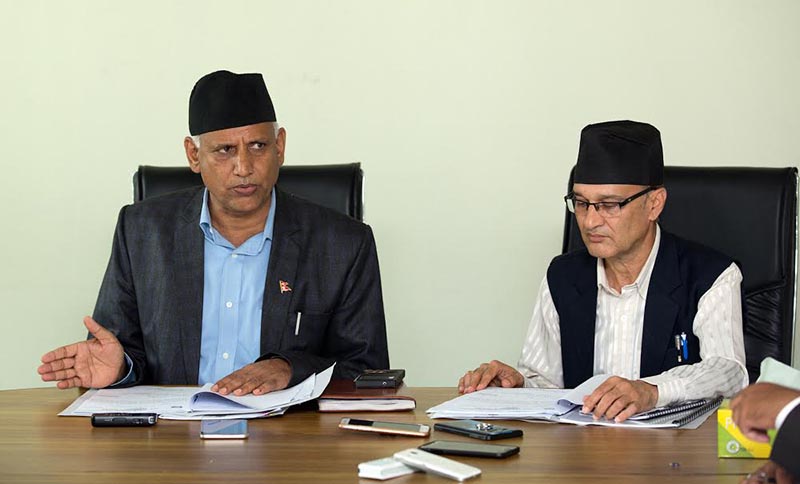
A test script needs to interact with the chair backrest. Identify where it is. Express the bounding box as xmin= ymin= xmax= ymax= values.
xmin=133 ymin=163 xmax=364 ymax=221
xmin=562 ymin=166 xmax=798 ymax=382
